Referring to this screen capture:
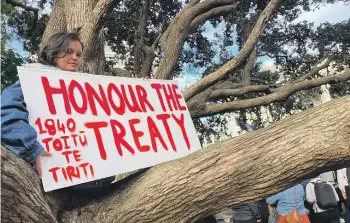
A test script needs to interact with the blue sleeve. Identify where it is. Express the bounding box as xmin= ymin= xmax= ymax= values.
xmin=1 ymin=81 xmax=44 ymax=163
xmin=266 ymin=193 xmax=280 ymax=205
